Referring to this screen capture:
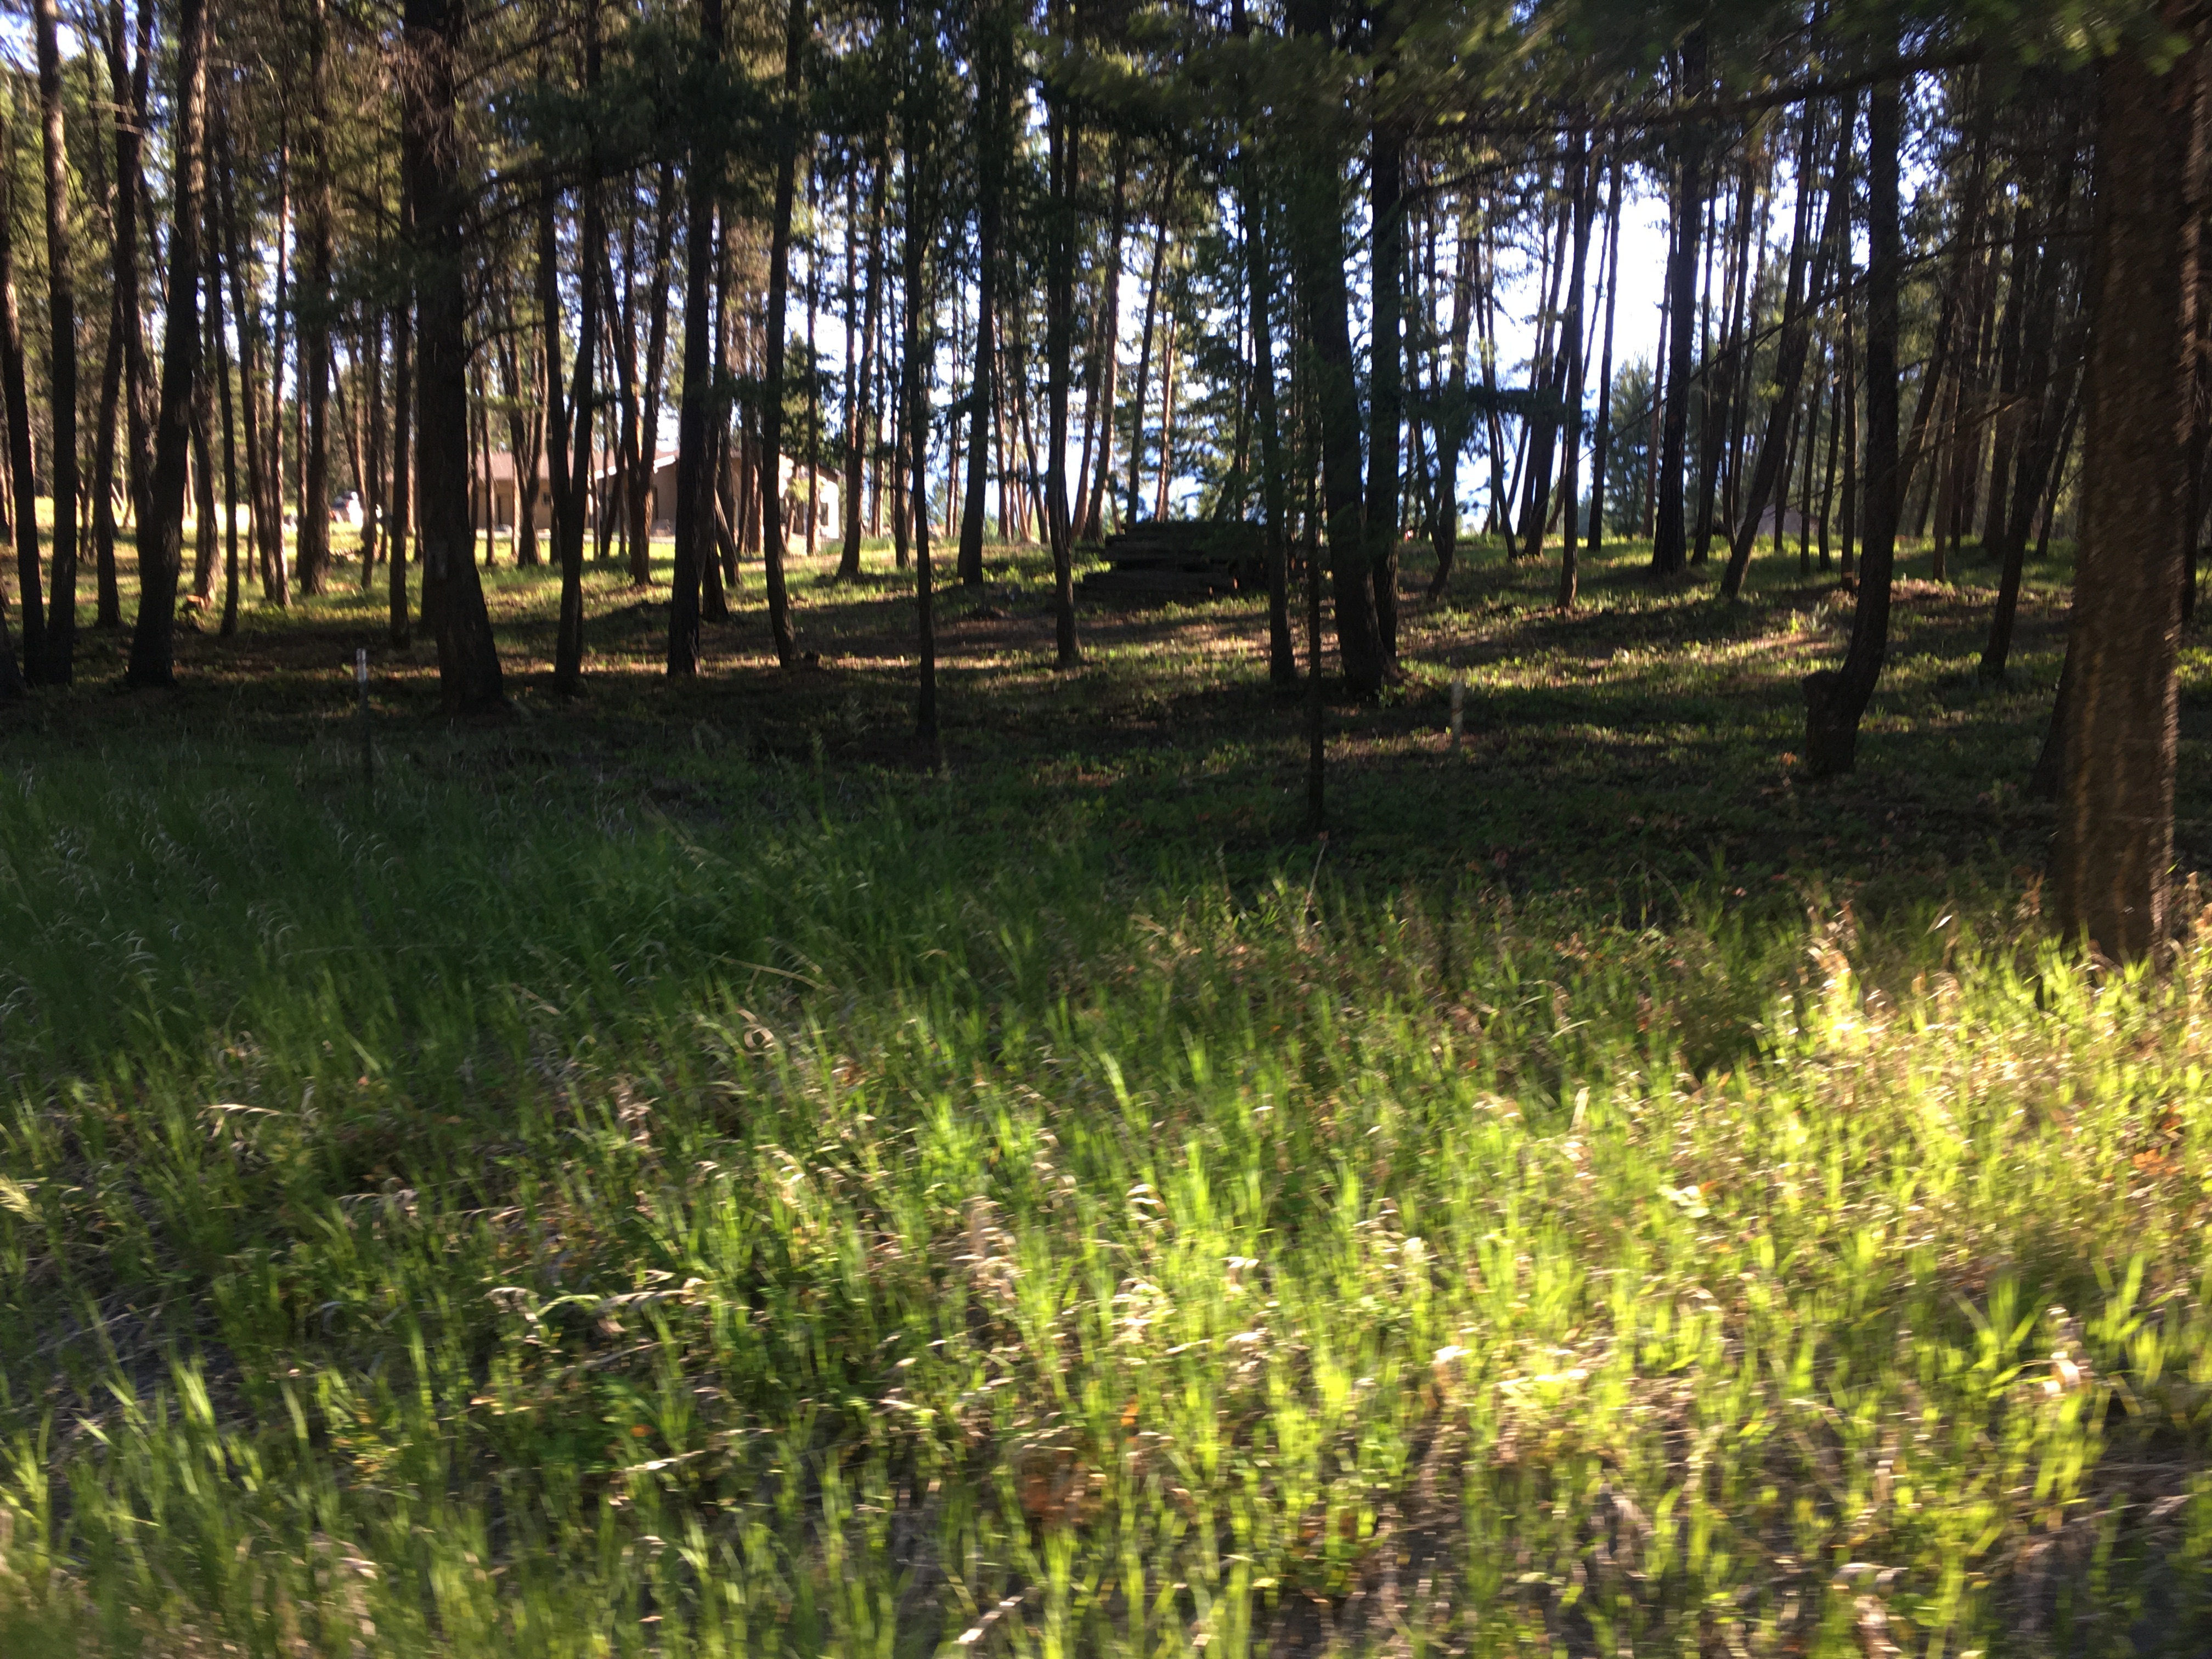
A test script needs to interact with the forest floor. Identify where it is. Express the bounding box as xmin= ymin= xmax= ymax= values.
xmin=2 ymin=529 xmax=2209 ymax=1656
